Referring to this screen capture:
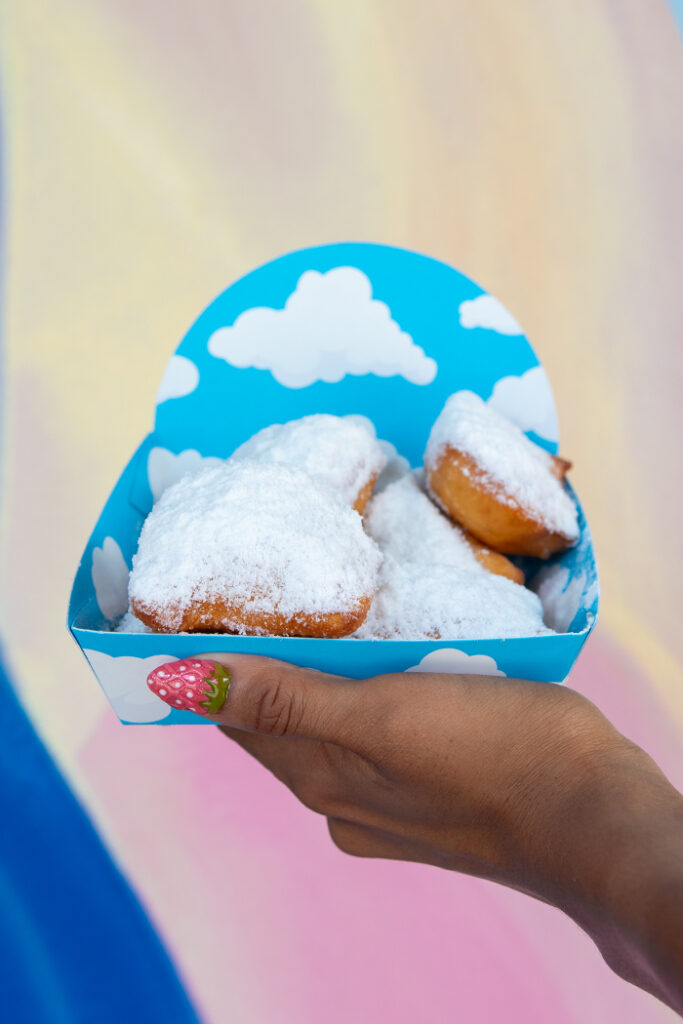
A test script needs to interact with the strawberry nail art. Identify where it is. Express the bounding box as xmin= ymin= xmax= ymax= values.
xmin=147 ymin=659 xmax=231 ymax=716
